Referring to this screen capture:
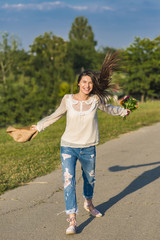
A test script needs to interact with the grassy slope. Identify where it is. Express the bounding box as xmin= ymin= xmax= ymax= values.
xmin=0 ymin=101 xmax=160 ymax=195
